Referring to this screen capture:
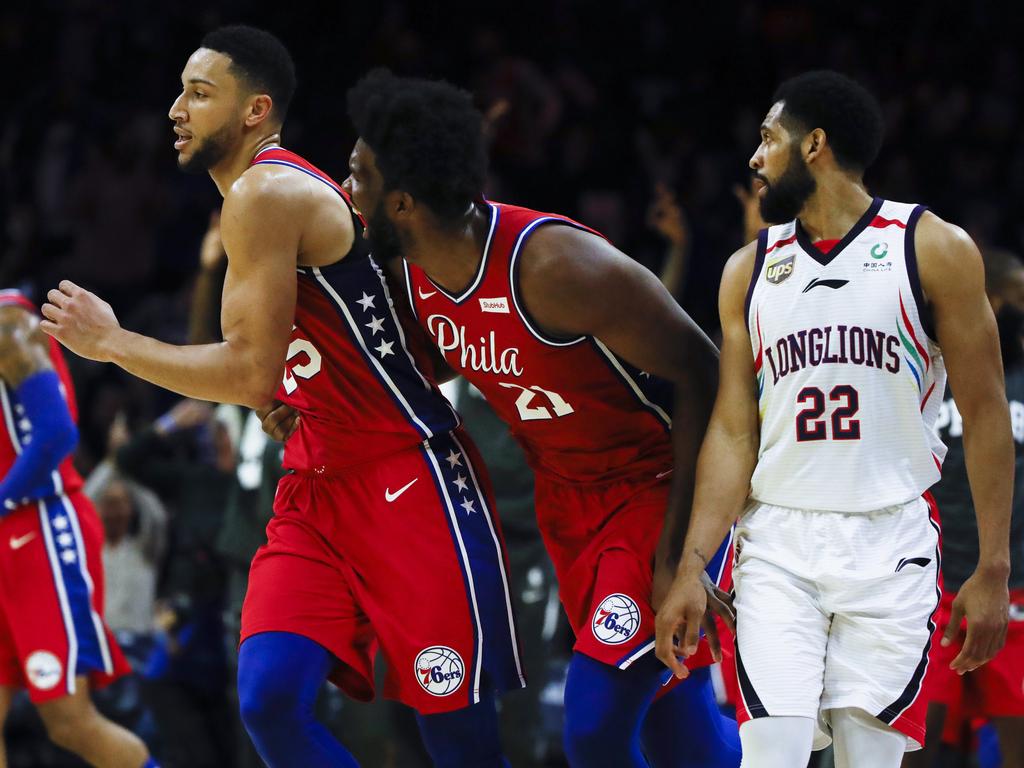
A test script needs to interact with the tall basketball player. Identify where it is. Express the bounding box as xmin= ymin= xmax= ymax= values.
xmin=0 ymin=290 xmax=155 ymax=768
xmin=40 ymin=26 xmax=524 ymax=768
xmin=332 ymin=70 xmax=738 ymax=767
xmin=655 ymin=70 xmax=1012 ymax=768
